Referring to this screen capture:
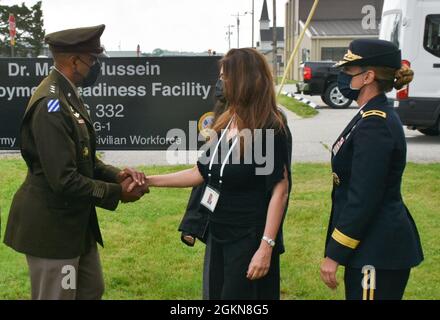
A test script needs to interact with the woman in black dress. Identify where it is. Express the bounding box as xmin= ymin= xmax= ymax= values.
xmin=141 ymin=48 xmax=292 ymax=299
